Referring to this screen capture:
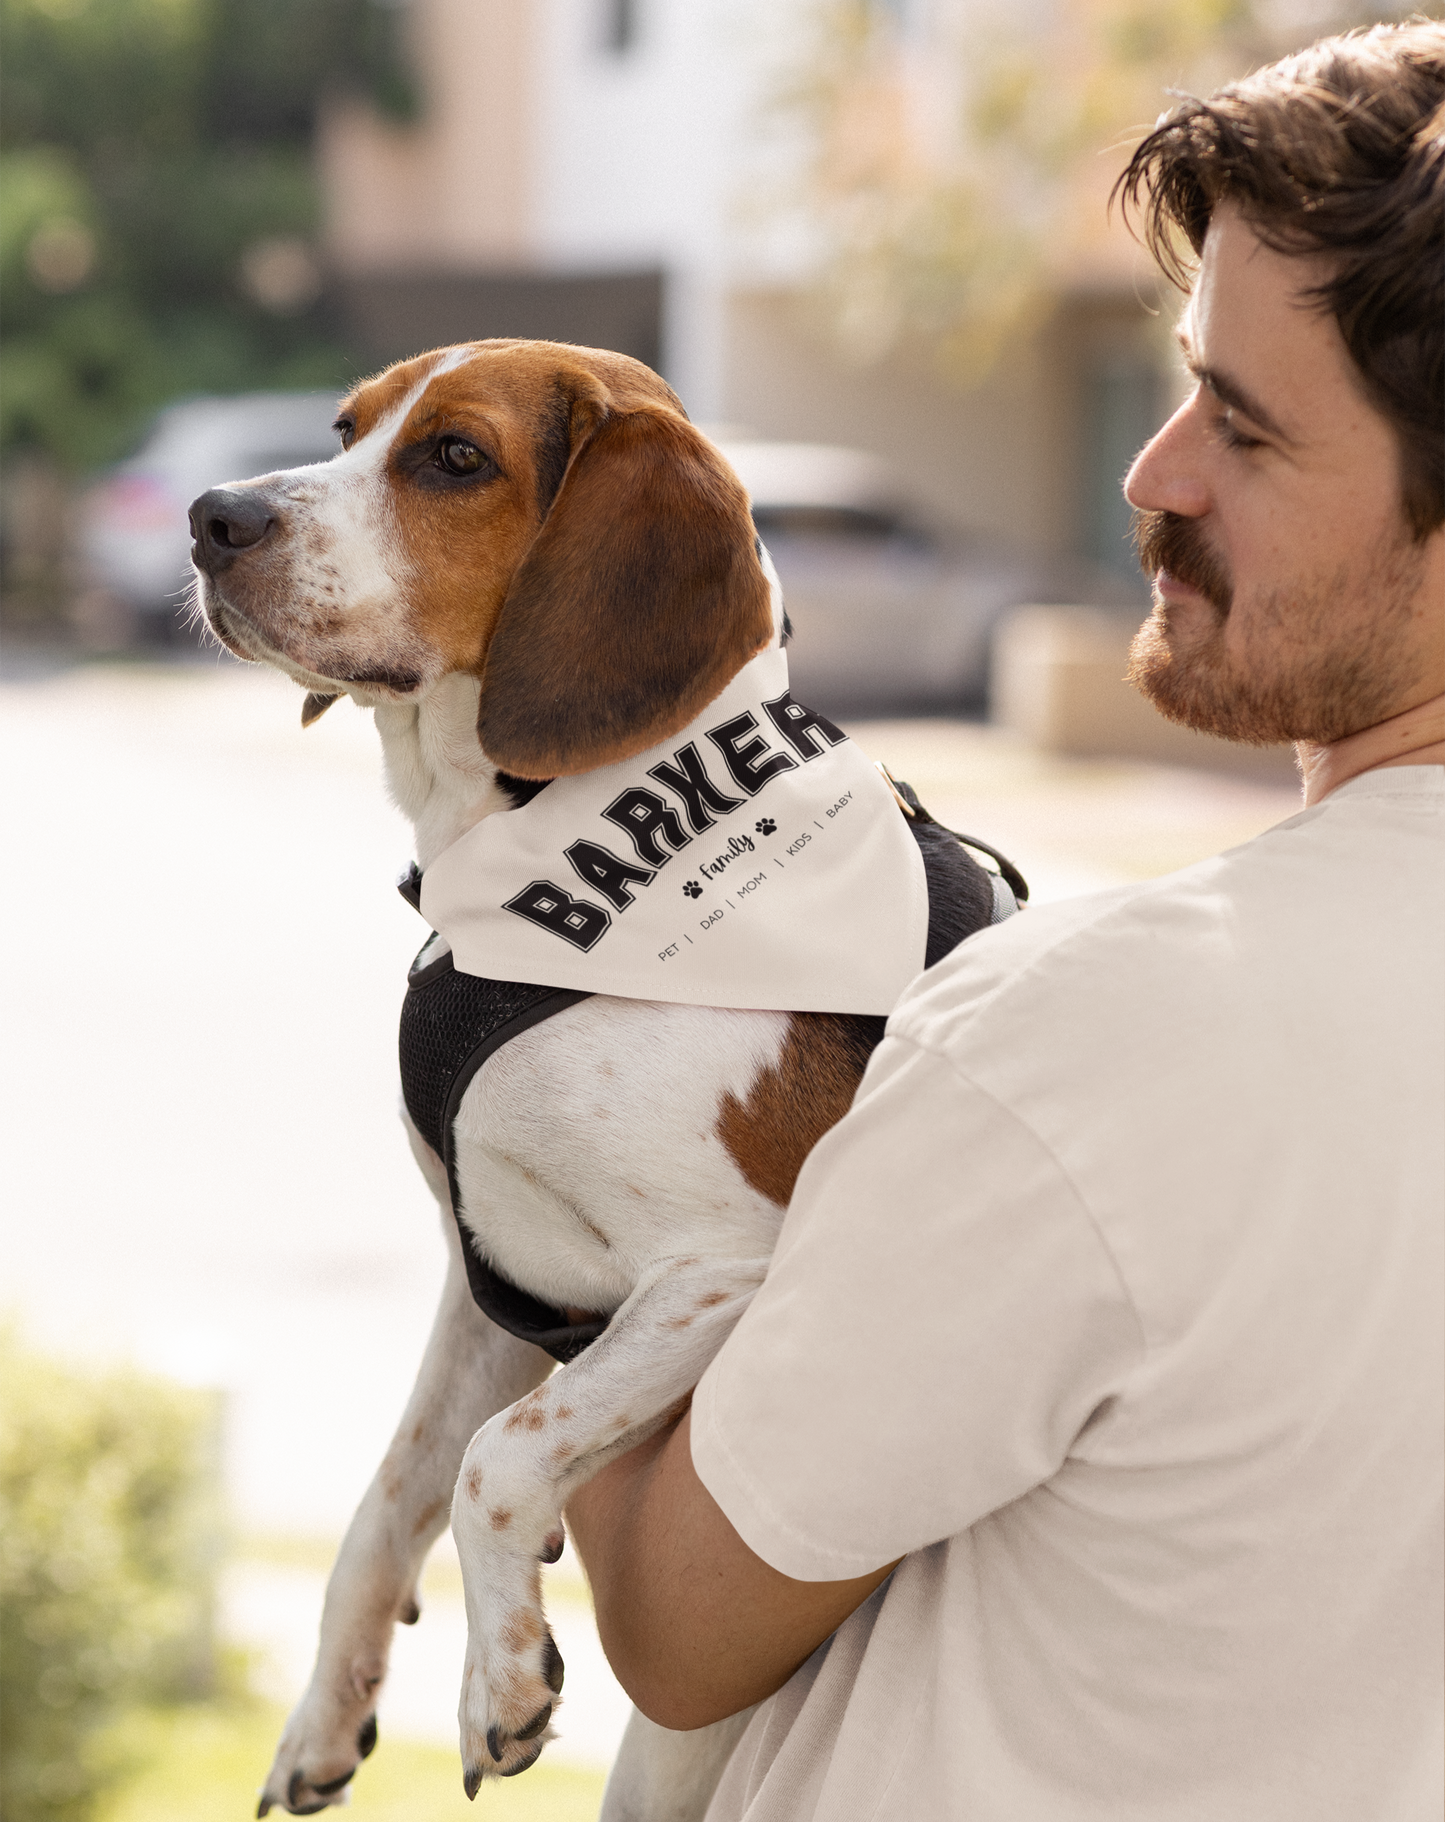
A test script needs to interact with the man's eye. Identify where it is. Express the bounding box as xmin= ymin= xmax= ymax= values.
xmin=437 ymin=438 xmax=487 ymax=475
xmin=1216 ymin=412 xmax=1263 ymax=452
